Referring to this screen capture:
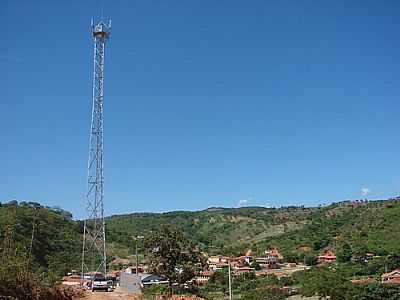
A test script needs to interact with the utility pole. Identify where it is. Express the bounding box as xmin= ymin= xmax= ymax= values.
xmin=228 ymin=260 xmax=232 ymax=300
xmin=133 ymin=235 xmax=144 ymax=275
